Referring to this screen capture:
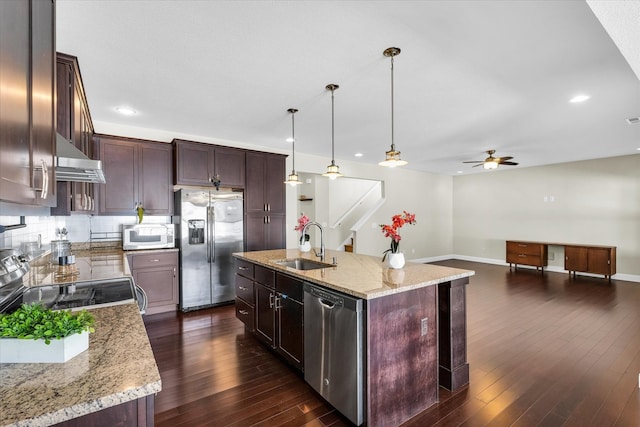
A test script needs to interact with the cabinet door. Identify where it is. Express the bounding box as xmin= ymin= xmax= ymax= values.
xmin=565 ymin=246 xmax=588 ymax=272
xmin=245 ymin=152 xmax=267 ymax=213
xmin=174 ymin=140 xmax=212 ymax=186
xmin=265 ymin=154 xmax=286 ymax=214
xmin=98 ymin=138 xmax=138 ymax=214
xmin=139 ymin=142 xmax=173 ymax=215
xmin=133 ymin=265 xmax=178 ymax=315
xmin=276 ymin=295 xmax=303 ymax=370
xmin=254 ymin=282 xmax=275 ymax=346
xmin=587 ymin=248 xmax=611 ymax=275
xmin=214 ymin=147 xmax=245 ymax=188
xmin=245 ymin=213 xmax=267 ymax=252
xmin=265 ymin=214 xmax=286 ymax=250
xmin=0 ymin=0 xmax=31 ymax=204
xmin=30 ymin=0 xmax=55 ymax=207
